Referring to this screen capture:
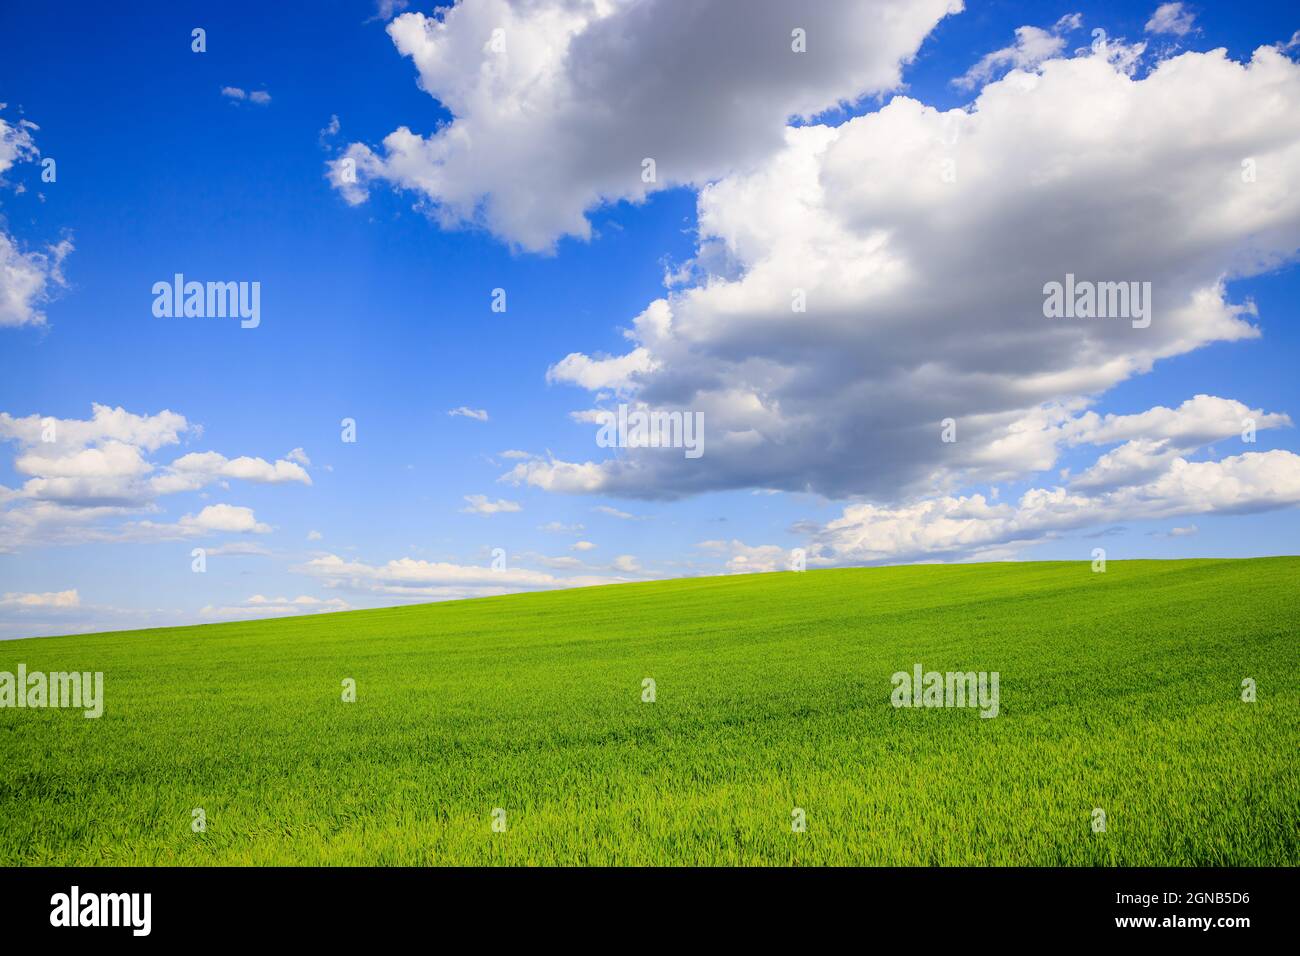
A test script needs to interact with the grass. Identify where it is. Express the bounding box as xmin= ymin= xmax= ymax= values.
xmin=1 ymin=558 xmax=1296 ymax=866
